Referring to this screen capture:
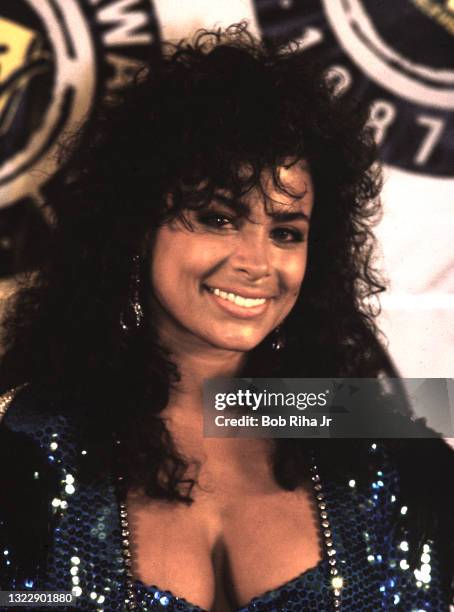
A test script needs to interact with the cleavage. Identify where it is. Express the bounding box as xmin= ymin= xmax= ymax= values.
xmin=126 ymin=481 xmax=322 ymax=611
